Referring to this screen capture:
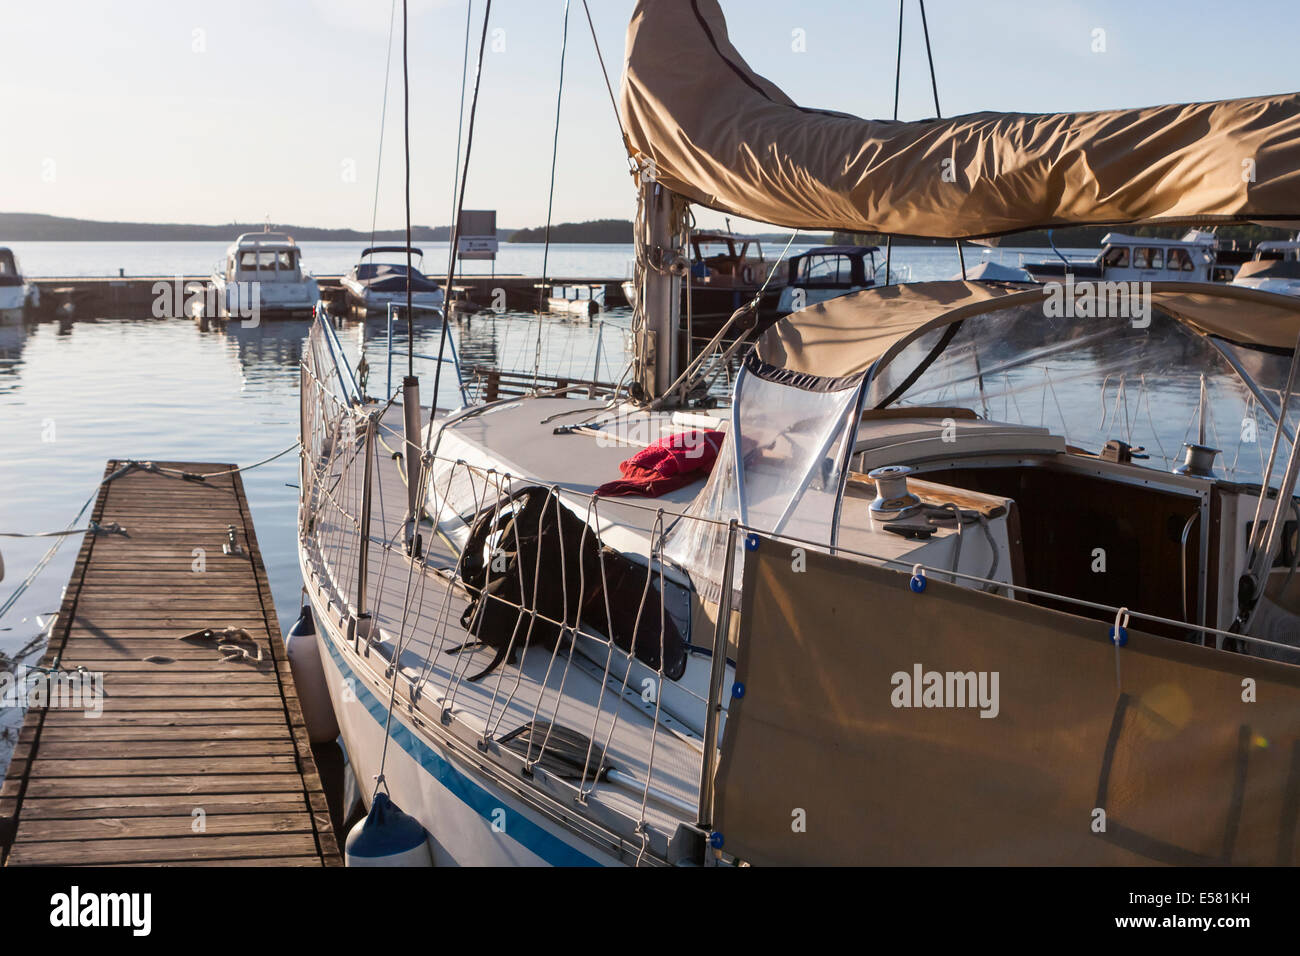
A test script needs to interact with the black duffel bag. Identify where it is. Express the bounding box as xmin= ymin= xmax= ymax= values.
xmin=454 ymin=486 xmax=687 ymax=682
